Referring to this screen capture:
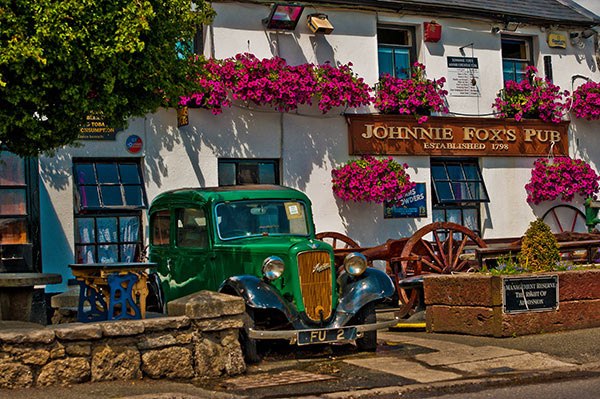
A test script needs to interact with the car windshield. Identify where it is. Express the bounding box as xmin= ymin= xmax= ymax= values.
xmin=215 ymin=200 xmax=309 ymax=239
